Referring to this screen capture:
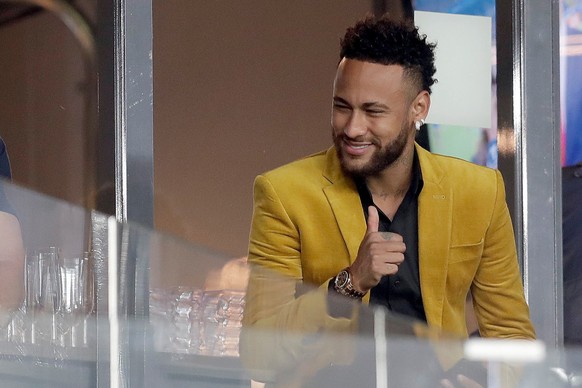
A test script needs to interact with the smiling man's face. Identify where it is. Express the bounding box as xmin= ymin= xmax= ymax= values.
xmin=331 ymin=58 xmax=419 ymax=178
